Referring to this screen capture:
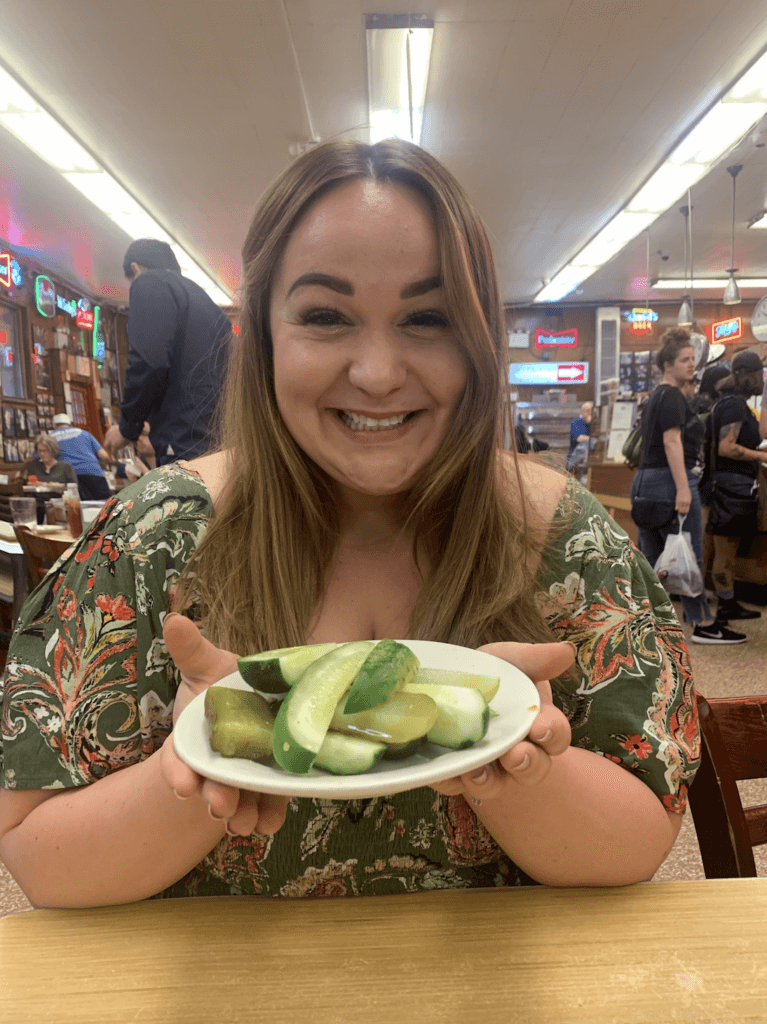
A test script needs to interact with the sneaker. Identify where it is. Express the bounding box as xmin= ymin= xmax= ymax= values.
xmin=716 ymin=599 xmax=761 ymax=621
xmin=691 ymin=623 xmax=747 ymax=645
